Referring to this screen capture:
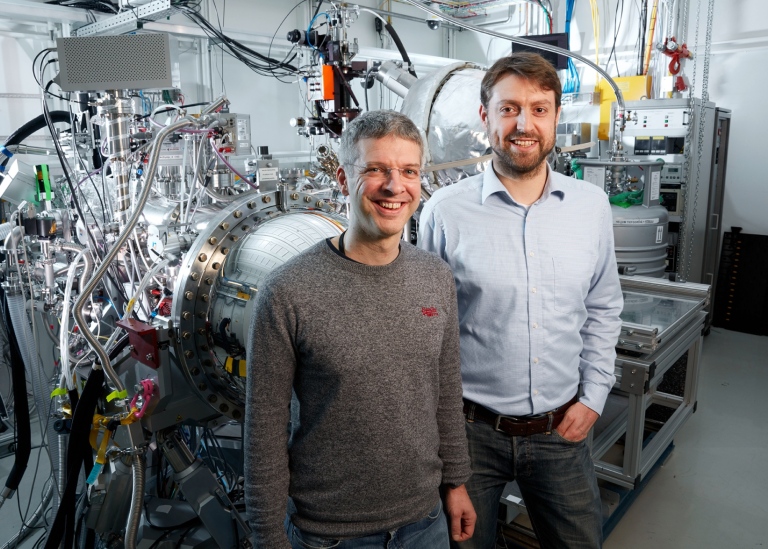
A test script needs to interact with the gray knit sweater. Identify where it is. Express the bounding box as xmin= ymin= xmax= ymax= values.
xmin=244 ymin=240 xmax=471 ymax=548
